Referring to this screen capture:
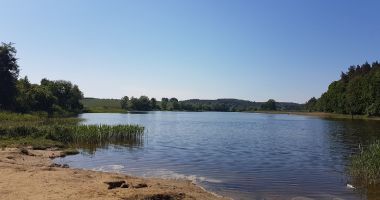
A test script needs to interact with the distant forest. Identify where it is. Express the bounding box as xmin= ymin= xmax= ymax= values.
xmin=83 ymin=97 xmax=303 ymax=113
xmin=306 ymin=61 xmax=380 ymax=116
